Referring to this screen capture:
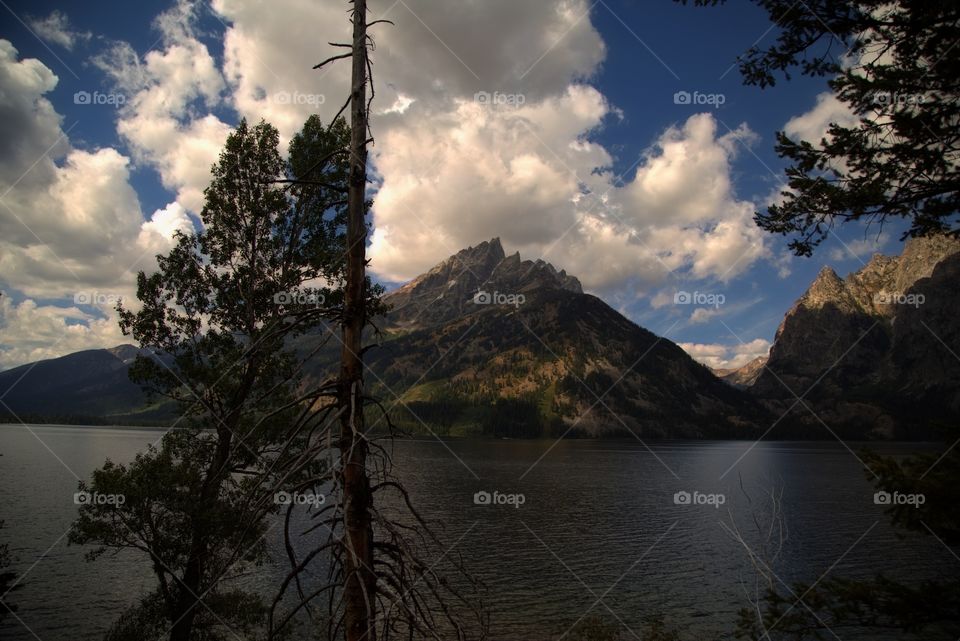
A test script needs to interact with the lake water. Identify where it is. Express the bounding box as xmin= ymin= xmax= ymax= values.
xmin=0 ymin=424 xmax=950 ymax=640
